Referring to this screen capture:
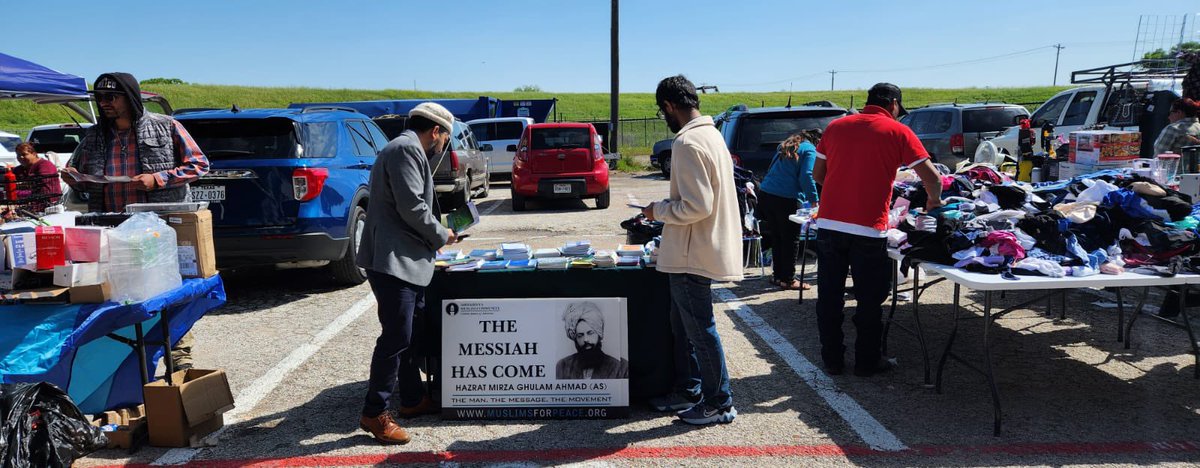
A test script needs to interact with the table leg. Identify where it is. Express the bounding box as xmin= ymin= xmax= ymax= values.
xmin=983 ymin=291 xmax=1002 ymax=436
xmin=1180 ymin=287 xmax=1200 ymax=379
xmin=799 ymin=229 xmax=810 ymax=304
xmin=1115 ymin=288 xmax=1125 ymax=343
xmin=883 ymin=257 xmax=899 ymax=356
xmin=936 ymin=283 xmax=961 ymax=394
xmin=1125 ymin=287 xmax=1150 ymax=349
xmin=1059 ymin=290 xmax=1067 ymax=321
xmin=161 ymin=308 xmax=175 ymax=385
xmin=134 ymin=323 xmax=149 ymax=386
xmin=911 ymin=264 xmax=931 ymax=387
